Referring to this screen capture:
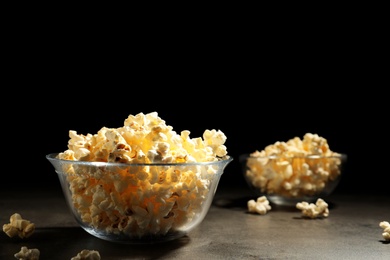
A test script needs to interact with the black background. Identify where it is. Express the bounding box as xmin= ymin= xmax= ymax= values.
xmin=2 ymin=21 xmax=389 ymax=197
xmin=4 ymin=86 xmax=389 ymax=196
